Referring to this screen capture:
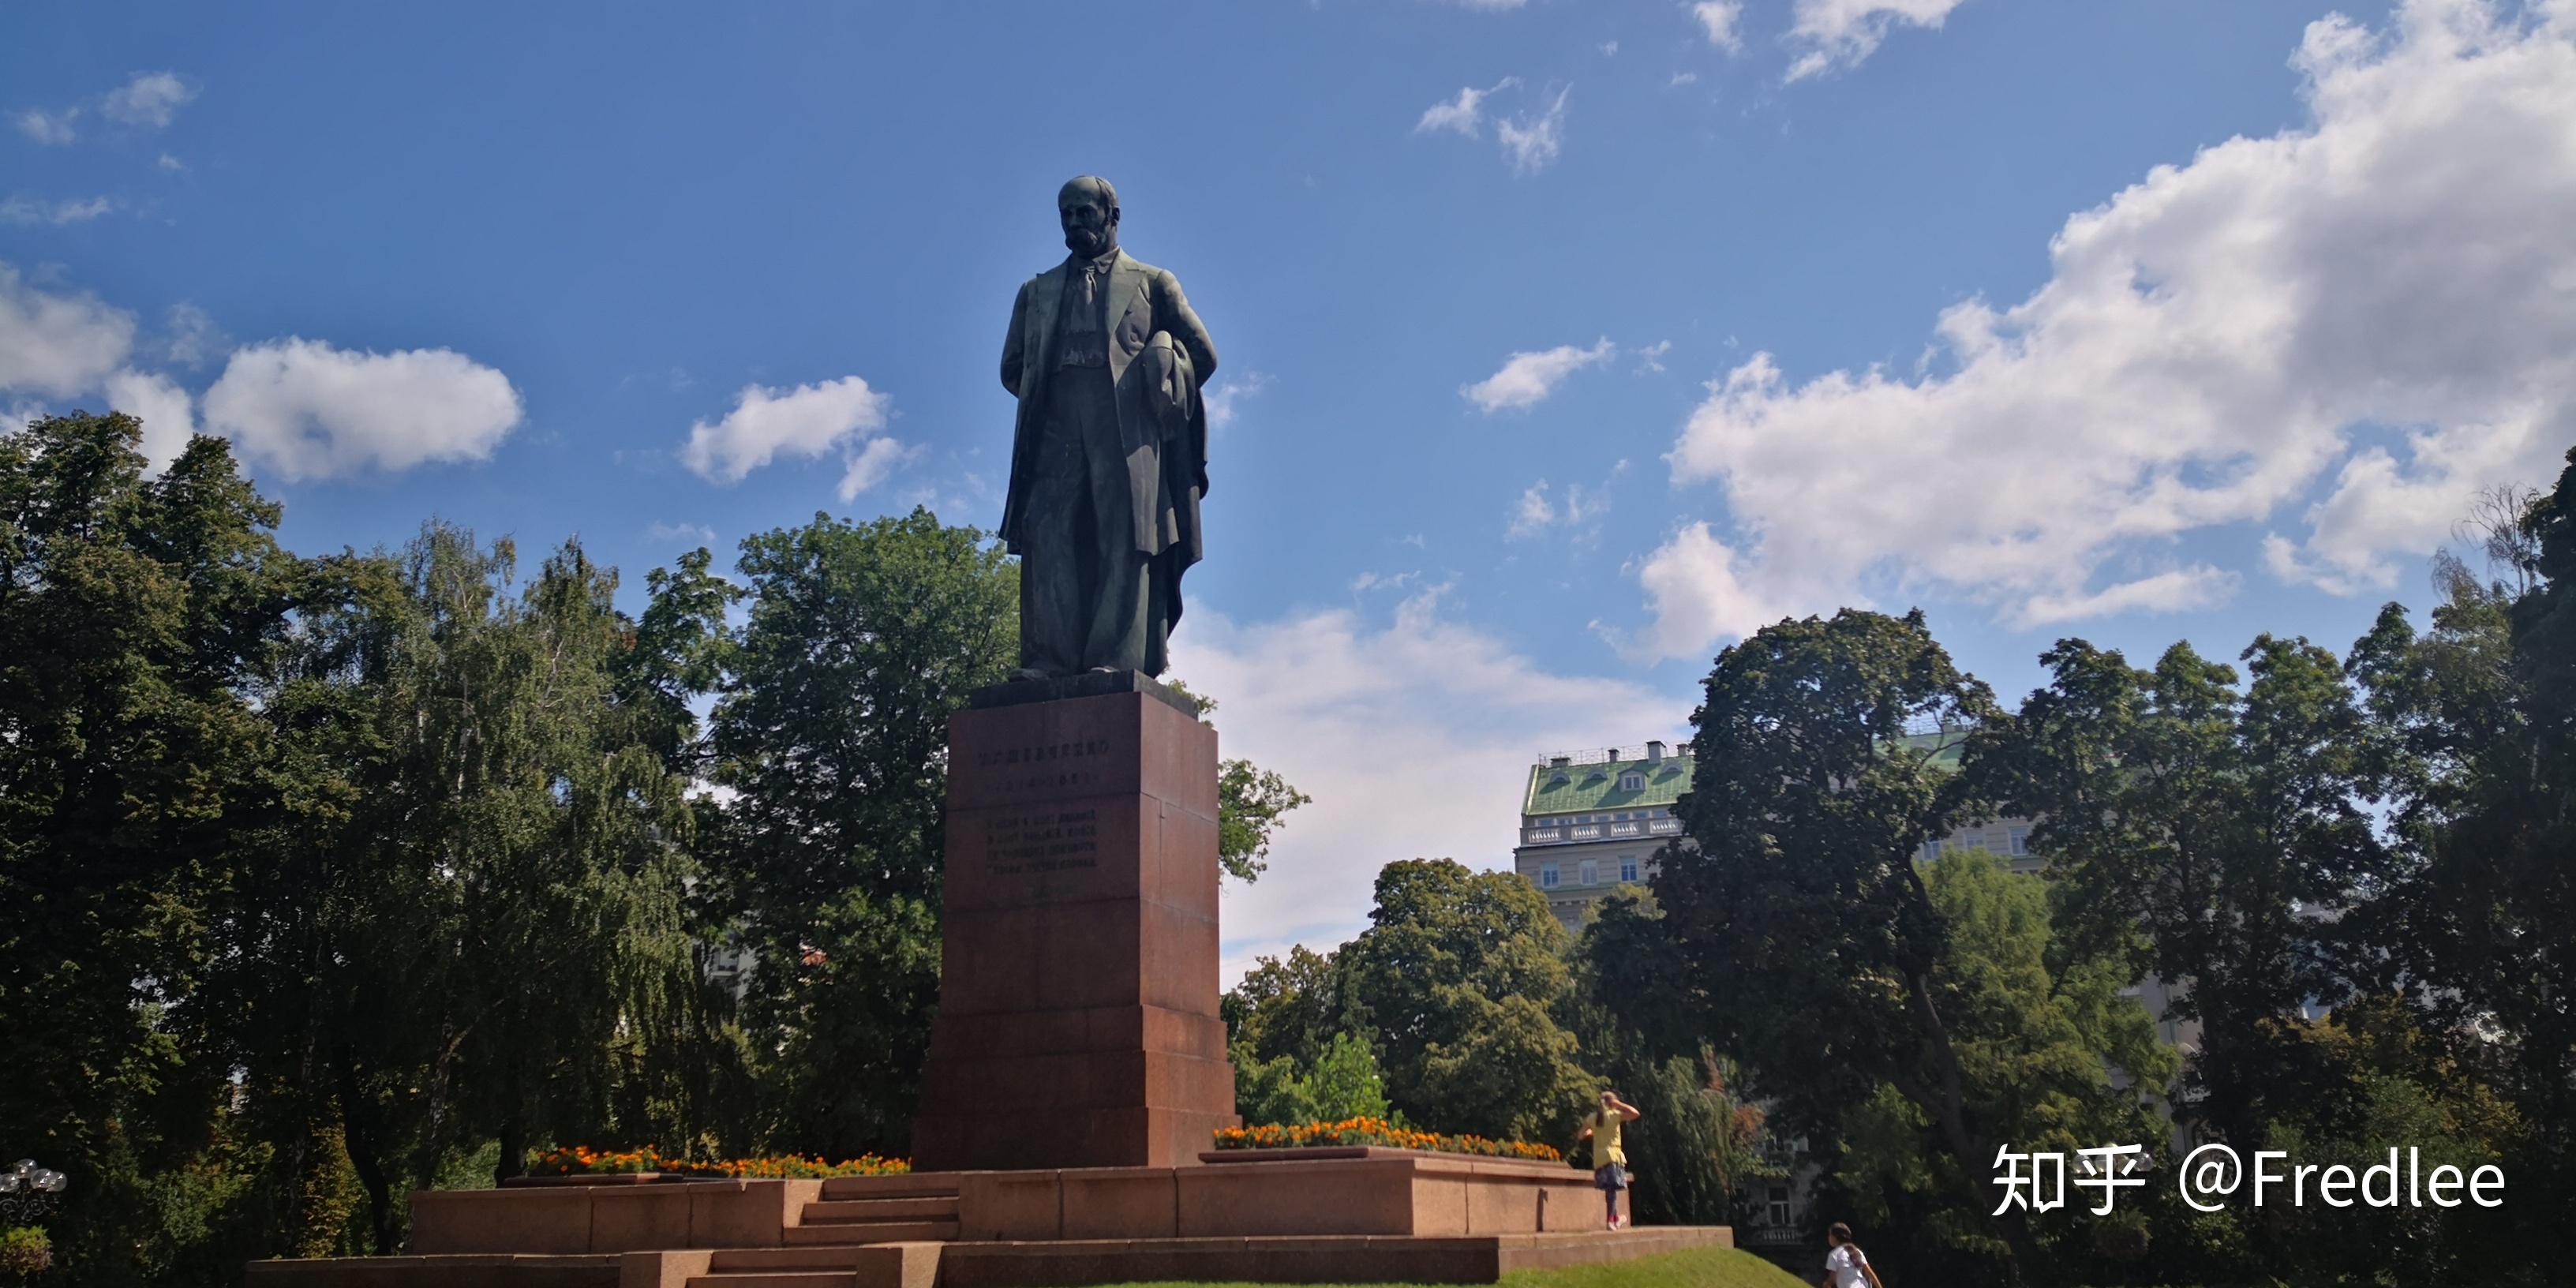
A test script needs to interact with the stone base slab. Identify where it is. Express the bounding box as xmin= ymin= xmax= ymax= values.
xmin=245 ymin=1252 xmax=620 ymax=1286
xmin=249 ymin=1230 xmax=1735 ymax=1287
xmin=941 ymin=1229 xmax=1738 ymax=1286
